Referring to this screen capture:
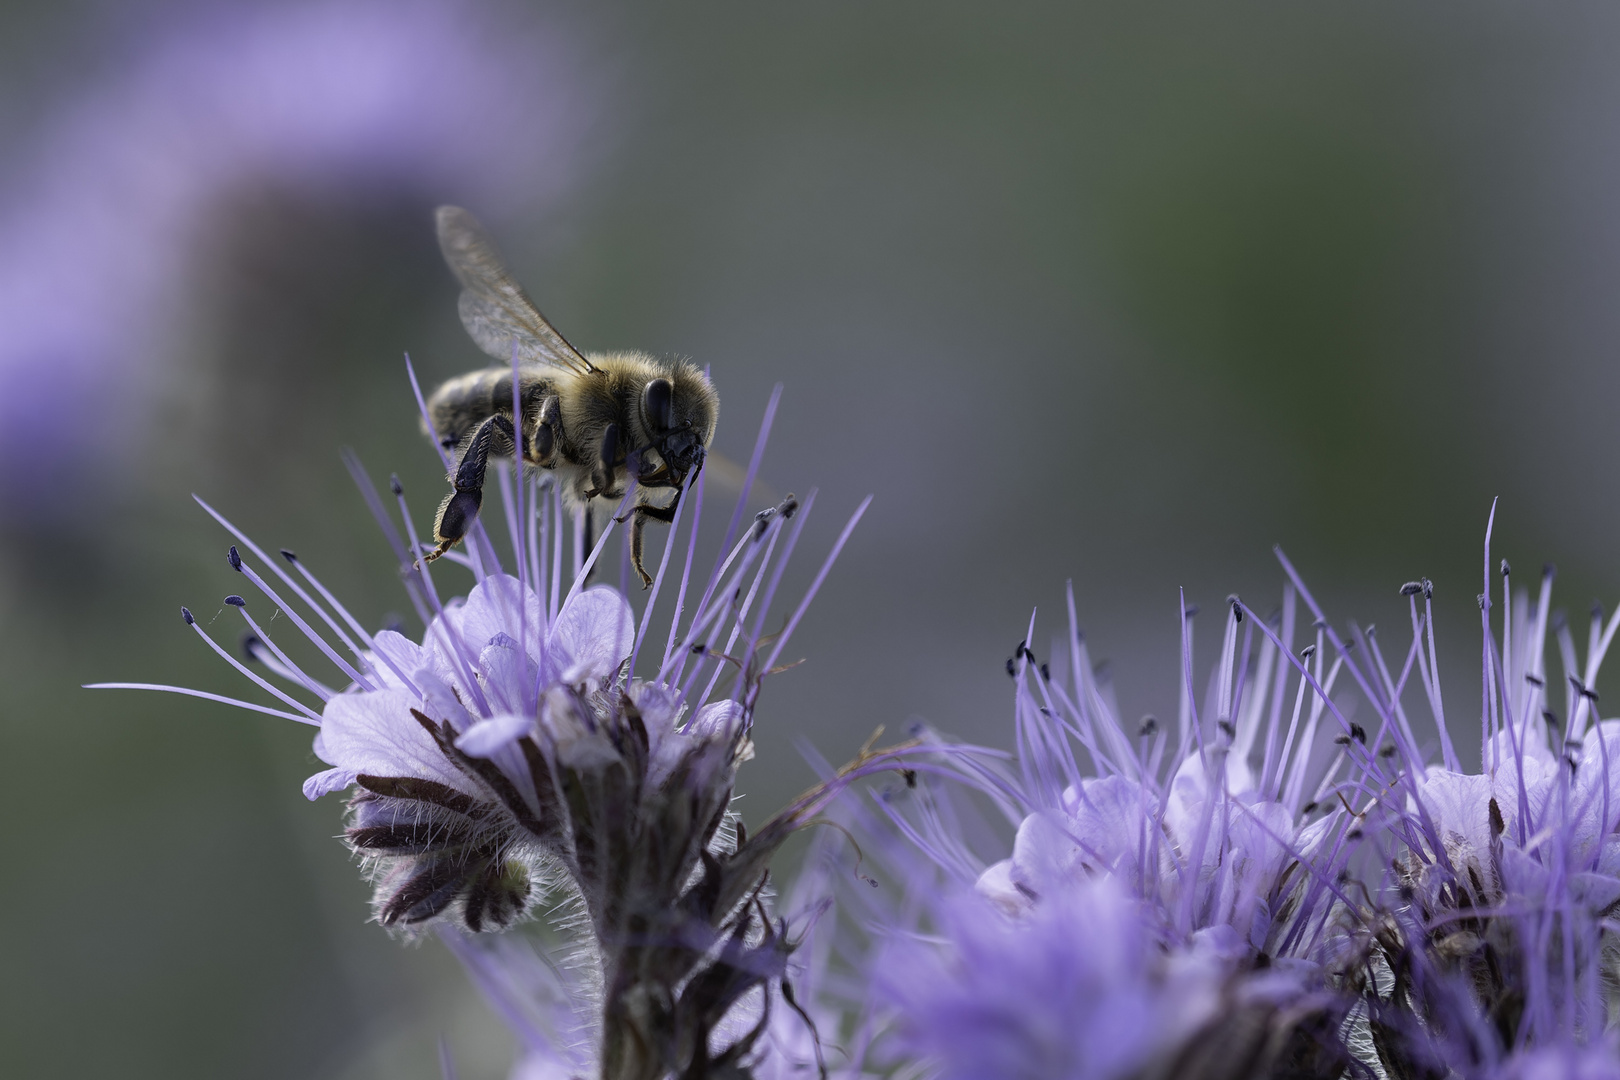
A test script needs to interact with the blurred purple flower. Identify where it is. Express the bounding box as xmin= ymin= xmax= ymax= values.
xmin=0 ymin=0 xmax=590 ymax=504
xmin=880 ymin=877 xmax=1337 ymax=1080
xmin=859 ymin=583 xmax=1364 ymax=1076
xmin=1354 ymin=547 xmax=1620 ymax=1075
